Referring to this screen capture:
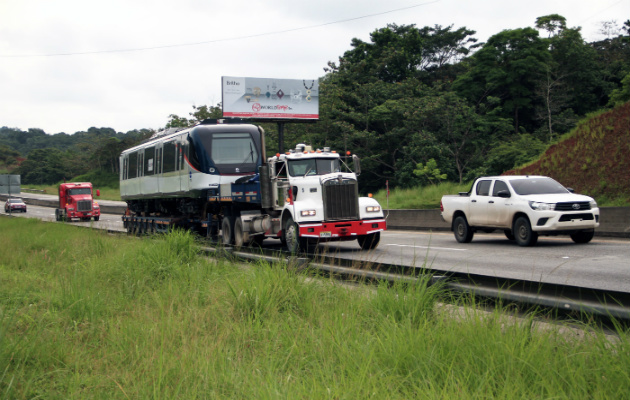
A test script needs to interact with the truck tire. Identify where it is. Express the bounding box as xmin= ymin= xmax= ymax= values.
xmin=513 ymin=216 xmax=538 ymax=246
xmin=453 ymin=216 xmax=474 ymax=243
xmin=570 ymin=230 xmax=594 ymax=244
xmin=234 ymin=219 xmax=245 ymax=248
xmin=94 ymin=216 xmax=100 ymax=222
xmin=222 ymin=217 xmax=234 ymax=245
xmin=357 ymin=232 xmax=380 ymax=250
xmin=284 ymin=216 xmax=304 ymax=253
